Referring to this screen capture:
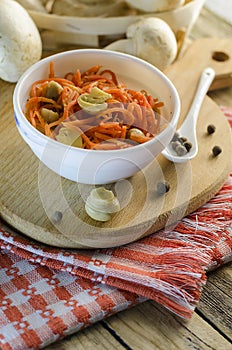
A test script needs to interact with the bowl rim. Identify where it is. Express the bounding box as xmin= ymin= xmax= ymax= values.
xmin=27 ymin=0 xmax=205 ymax=36
xmin=13 ymin=48 xmax=181 ymax=155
